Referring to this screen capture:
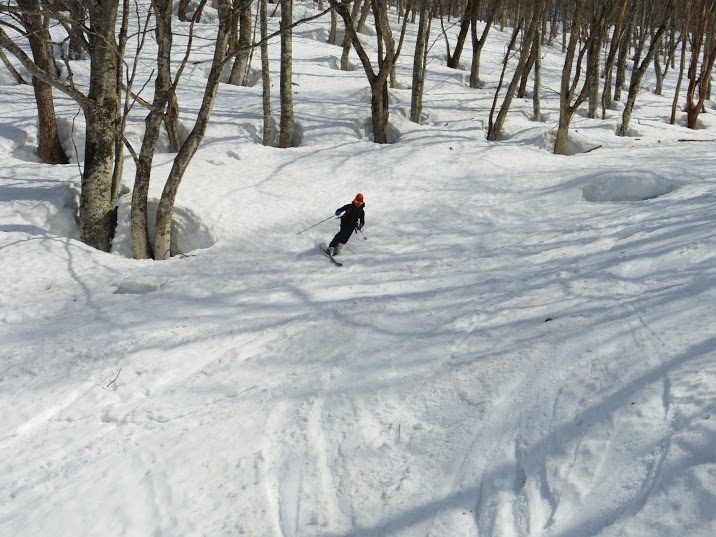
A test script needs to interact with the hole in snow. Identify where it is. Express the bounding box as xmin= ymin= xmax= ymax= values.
xmin=112 ymin=196 xmax=215 ymax=258
xmin=582 ymin=171 xmax=676 ymax=202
